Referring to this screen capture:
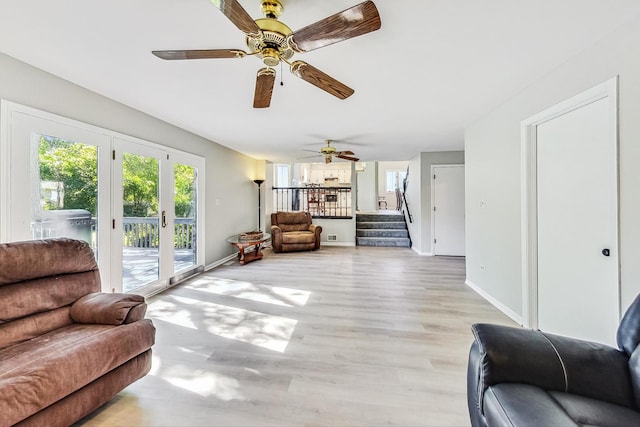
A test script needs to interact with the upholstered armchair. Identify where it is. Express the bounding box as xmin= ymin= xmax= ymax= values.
xmin=270 ymin=211 xmax=322 ymax=253
xmin=467 ymin=293 xmax=640 ymax=427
